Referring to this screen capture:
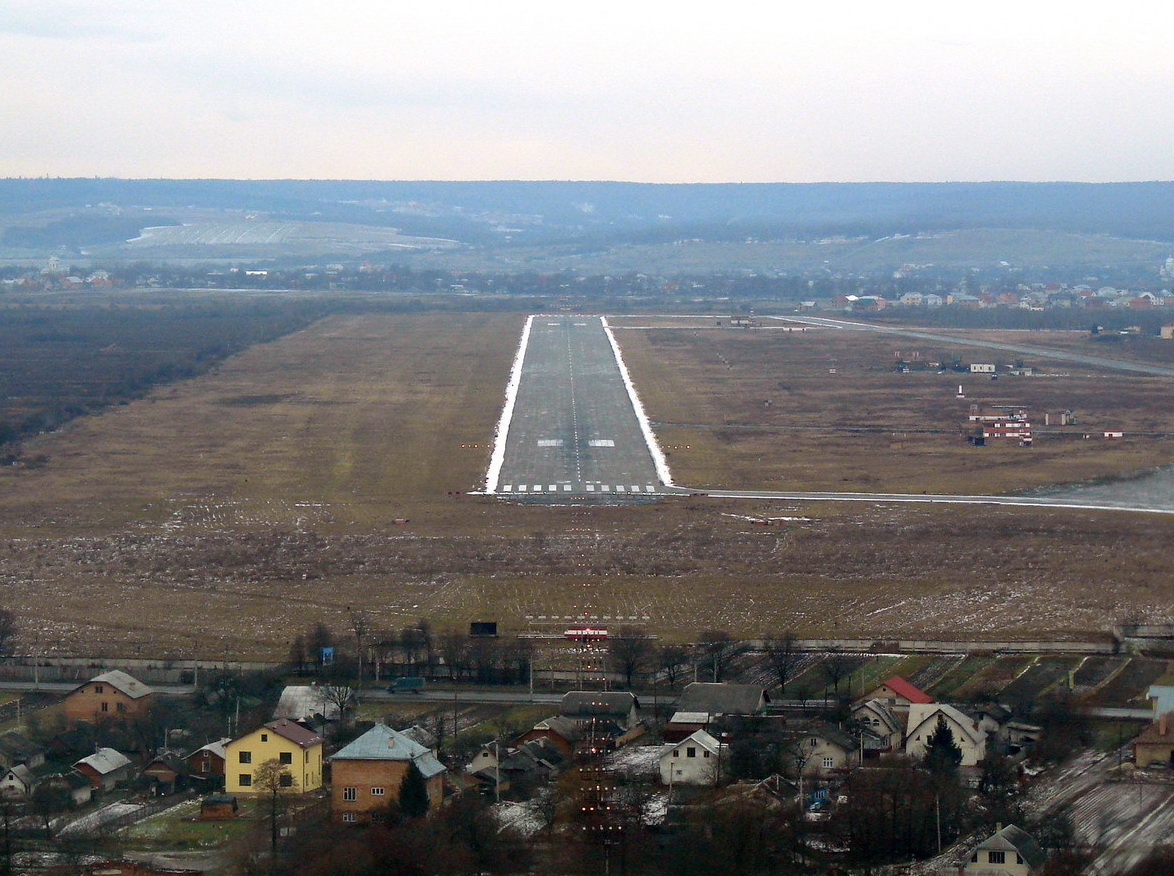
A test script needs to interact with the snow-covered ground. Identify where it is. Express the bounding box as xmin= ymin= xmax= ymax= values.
xmin=59 ymin=800 xmax=145 ymax=836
